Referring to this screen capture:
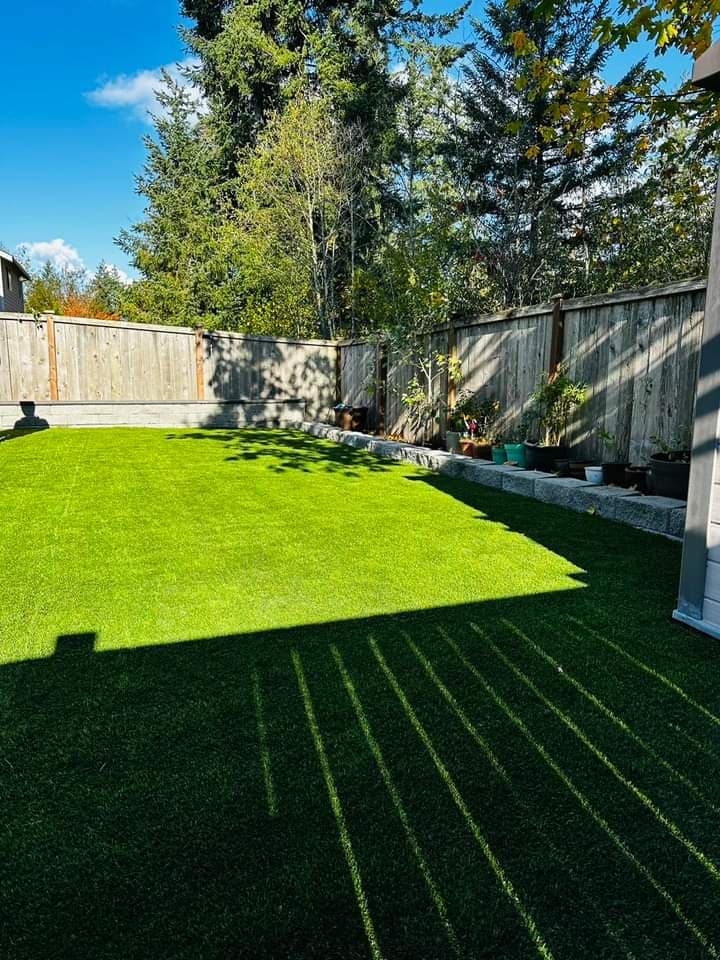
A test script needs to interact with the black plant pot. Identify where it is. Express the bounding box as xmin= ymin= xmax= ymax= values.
xmin=624 ymin=465 xmax=650 ymax=494
xmin=602 ymin=462 xmax=631 ymax=487
xmin=649 ymin=453 xmax=690 ymax=501
xmin=554 ymin=458 xmax=571 ymax=477
xmin=524 ymin=443 xmax=568 ymax=472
